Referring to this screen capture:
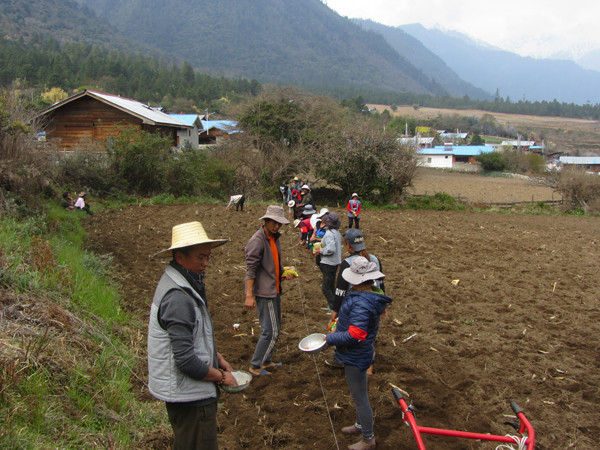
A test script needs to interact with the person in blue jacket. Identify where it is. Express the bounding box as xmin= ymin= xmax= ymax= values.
xmin=325 ymin=257 xmax=392 ymax=450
